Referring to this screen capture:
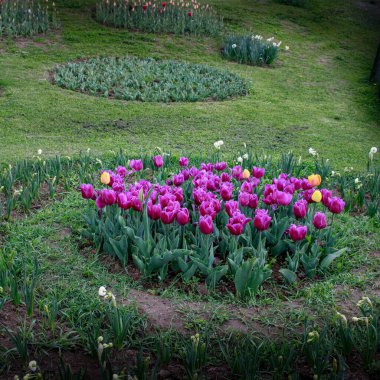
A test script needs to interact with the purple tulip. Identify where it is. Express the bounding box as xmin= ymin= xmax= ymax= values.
xmin=173 ymin=173 xmax=185 ymax=187
xmin=215 ymin=161 xmax=227 ymax=171
xmin=293 ymin=199 xmax=308 ymax=219
xmin=327 ymin=197 xmax=345 ymax=214
xmin=161 ymin=201 xmax=180 ymax=224
xmin=225 ymin=200 xmax=239 ymax=217
xmin=321 ymin=189 xmax=332 ymax=207
xmin=253 ymin=209 xmax=271 ymax=231
xmin=116 ymin=166 xmax=127 ymax=178
xmin=238 ymin=192 xmax=250 ymax=207
xmin=117 ymin=192 xmax=131 ymax=210
xmin=248 ymin=194 xmax=258 ymax=209
xmin=131 ymin=196 xmax=142 ymax=212
xmin=276 ymin=190 xmax=293 ymax=206
xmin=148 ymin=201 xmax=162 ymax=220
xmin=130 ymin=159 xmax=143 ymax=171
xmin=199 ymin=215 xmax=214 ymax=234
xmin=313 ymin=212 xmax=327 ymax=229
xmin=80 ymin=184 xmax=95 ymax=200
xmin=95 ymin=196 xmax=106 ymax=209
xmin=200 ymin=200 xmax=217 ymax=220
xmin=177 ymin=208 xmax=190 ymax=225
xmin=289 ymin=224 xmax=308 ymax=241
xmin=252 ymin=166 xmax=265 ymax=179
xmin=182 ymin=169 xmax=190 ymax=180
xmin=232 ymin=165 xmax=243 ymax=180
xmin=153 ymin=155 xmax=164 ymax=168
xmin=179 ymin=157 xmax=189 ymax=167
xmin=220 ymin=183 xmax=233 ymax=201
xmin=221 ymin=172 xmax=231 ymax=182
xmin=241 ymin=181 xmax=253 ymax=194
xmin=193 ymin=188 xmax=207 ymax=205
xmin=227 ymin=212 xmax=251 ymax=235
xmin=101 ymin=189 xmax=117 ymax=206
